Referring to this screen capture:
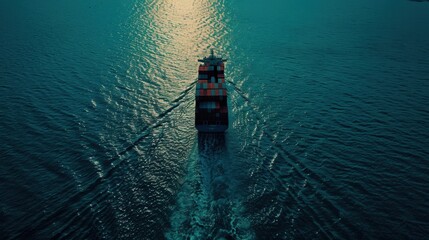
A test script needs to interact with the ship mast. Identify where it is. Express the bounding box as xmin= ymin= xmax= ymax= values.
xmin=198 ymin=49 xmax=227 ymax=64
